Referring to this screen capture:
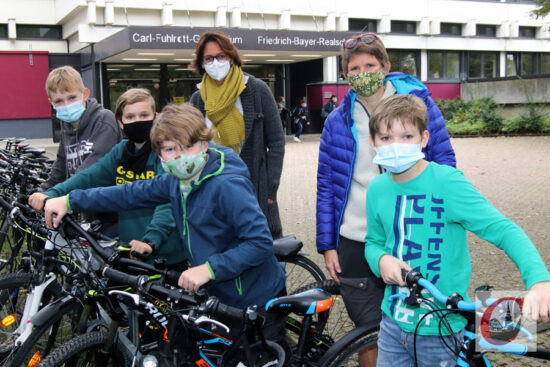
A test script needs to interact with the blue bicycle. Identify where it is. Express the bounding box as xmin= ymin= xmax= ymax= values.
xmin=391 ymin=269 xmax=550 ymax=367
